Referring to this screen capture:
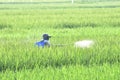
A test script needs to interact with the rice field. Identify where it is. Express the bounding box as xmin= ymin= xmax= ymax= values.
xmin=0 ymin=0 xmax=120 ymax=80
